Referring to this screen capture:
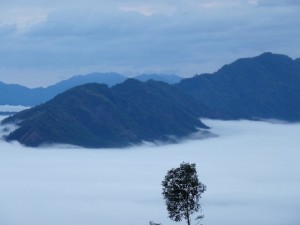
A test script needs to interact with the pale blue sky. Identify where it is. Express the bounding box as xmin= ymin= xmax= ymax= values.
xmin=0 ymin=0 xmax=300 ymax=87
